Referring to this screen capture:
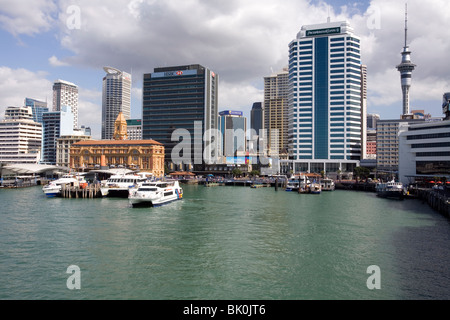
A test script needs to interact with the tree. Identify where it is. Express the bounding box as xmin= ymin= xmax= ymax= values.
xmin=232 ymin=168 xmax=242 ymax=177
xmin=354 ymin=166 xmax=370 ymax=182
